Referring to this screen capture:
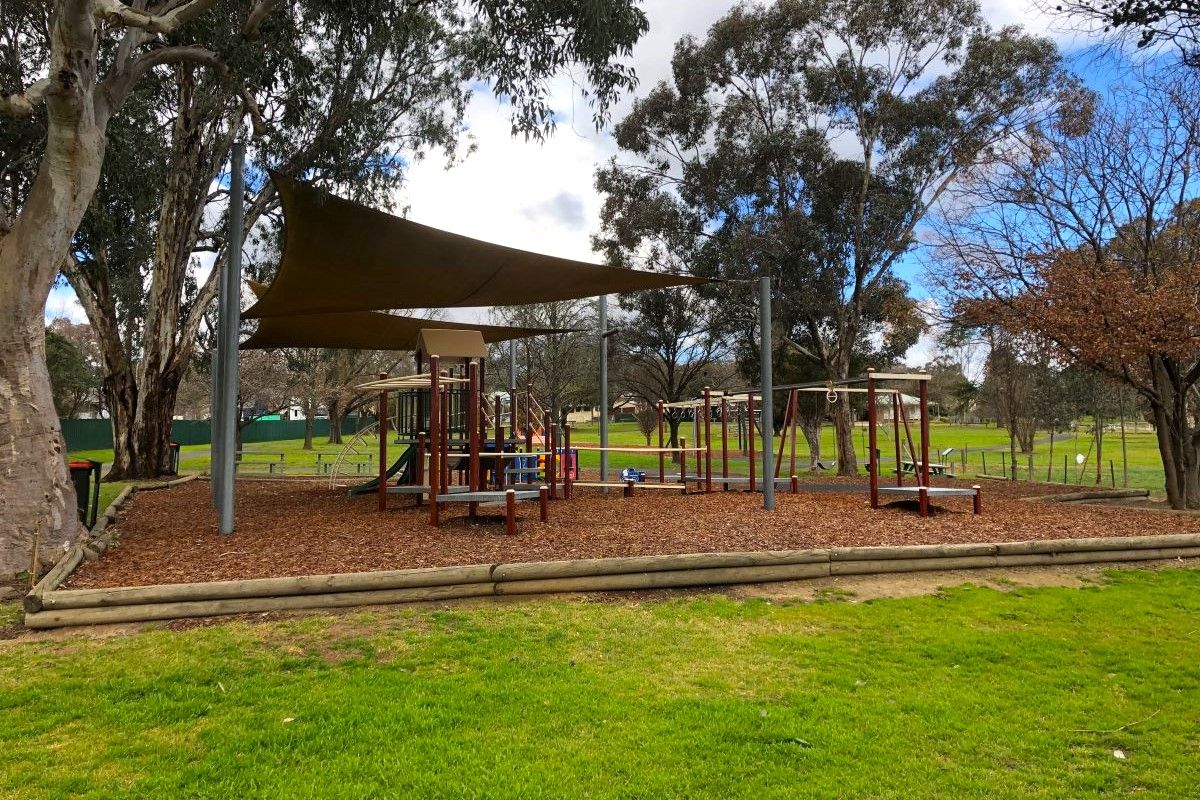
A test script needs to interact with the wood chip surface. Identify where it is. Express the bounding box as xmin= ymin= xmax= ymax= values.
xmin=66 ymin=477 xmax=1200 ymax=589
